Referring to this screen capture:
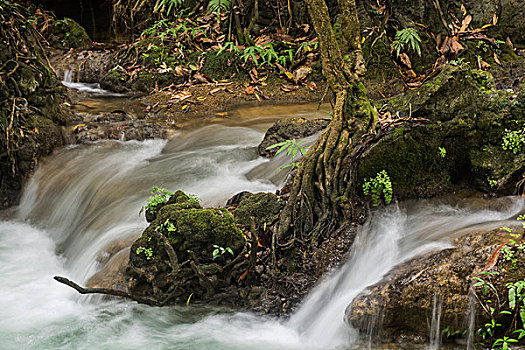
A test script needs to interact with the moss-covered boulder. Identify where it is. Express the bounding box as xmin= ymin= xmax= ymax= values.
xmin=127 ymin=190 xmax=246 ymax=304
xmin=358 ymin=64 xmax=525 ymax=199
xmin=144 ymin=190 xmax=202 ymax=223
xmin=47 ymin=17 xmax=92 ymax=49
xmin=258 ymin=117 xmax=330 ymax=158
xmin=233 ymin=192 xmax=284 ymax=229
